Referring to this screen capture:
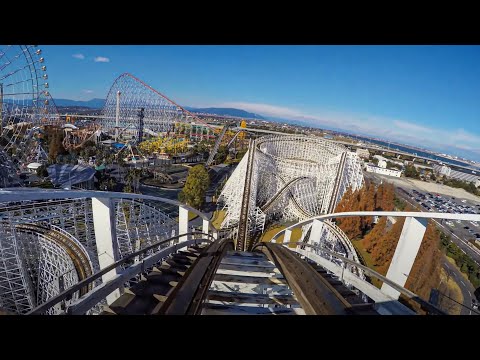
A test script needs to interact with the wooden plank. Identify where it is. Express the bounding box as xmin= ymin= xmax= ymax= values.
xmin=221 ymin=256 xmax=275 ymax=267
xmin=217 ymin=263 xmax=280 ymax=274
xmin=209 ymin=281 xmax=293 ymax=296
xmin=201 ymin=303 xmax=300 ymax=315
xmin=213 ymin=273 xmax=288 ymax=285
xmin=215 ymin=267 xmax=282 ymax=278
xmin=226 ymin=251 xmax=265 ymax=258
xmin=206 ymin=290 xmax=298 ymax=305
